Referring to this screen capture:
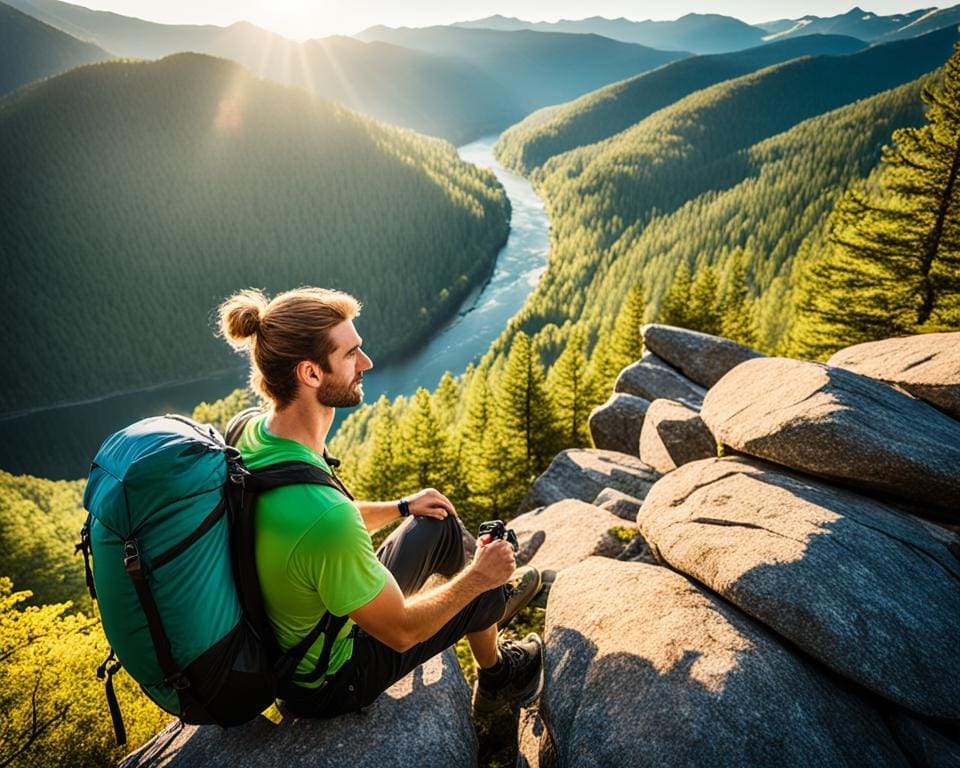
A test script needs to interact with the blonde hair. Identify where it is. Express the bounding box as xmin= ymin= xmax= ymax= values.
xmin=219 ymin=287 xmax=361 ymax=408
